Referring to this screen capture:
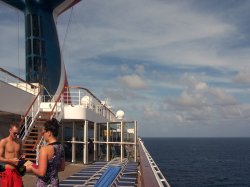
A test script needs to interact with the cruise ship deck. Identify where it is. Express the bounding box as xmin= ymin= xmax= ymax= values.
xmin=0 ymin=0 xmax=170 ymax=185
